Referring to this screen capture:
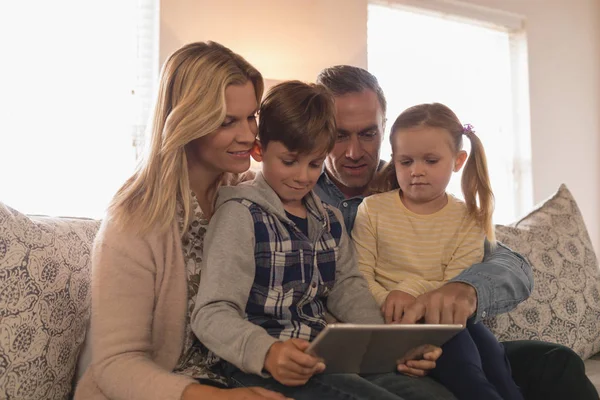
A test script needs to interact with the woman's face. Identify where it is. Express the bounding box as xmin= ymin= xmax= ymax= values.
xmin=187 ymin=81 xmax=258 ymax=175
